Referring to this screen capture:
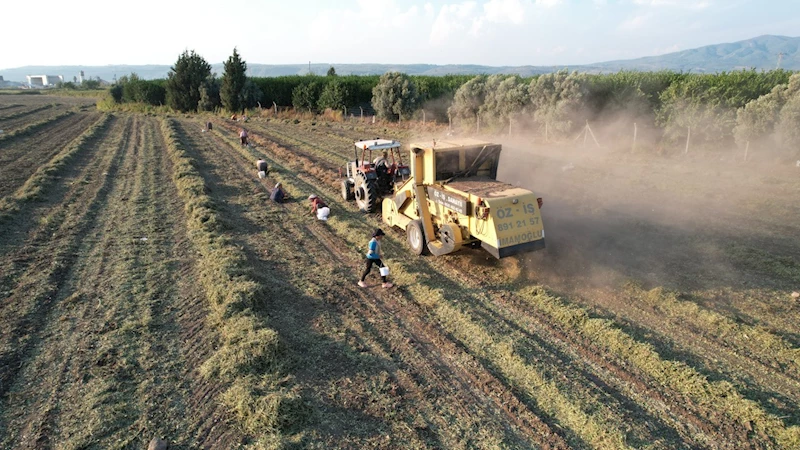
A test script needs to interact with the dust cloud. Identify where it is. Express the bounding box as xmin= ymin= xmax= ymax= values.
xmin=492 ymin=111 xmax=800 ymax=294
